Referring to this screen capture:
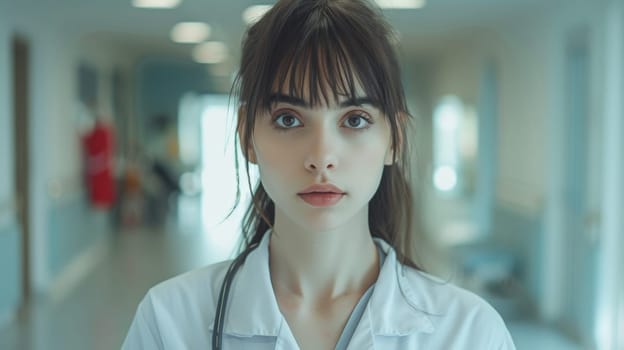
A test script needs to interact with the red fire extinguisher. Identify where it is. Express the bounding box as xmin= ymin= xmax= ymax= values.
xmin=83 ymin=119 xmax=116 ymax=209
